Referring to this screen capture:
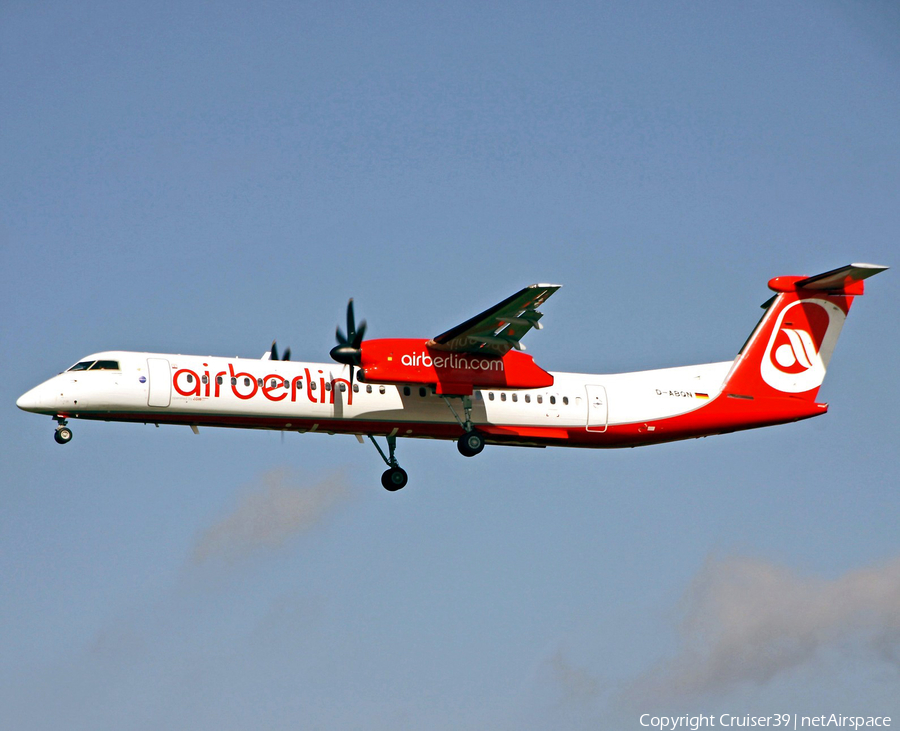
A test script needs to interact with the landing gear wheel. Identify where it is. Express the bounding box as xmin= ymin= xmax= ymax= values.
xmin=457 ymin=429 xmax=485 ymax=457
xmin=381 ymin=467 xmax=408 ymax=491
xmin=54 ymin=427 xmax=73 ymax=444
